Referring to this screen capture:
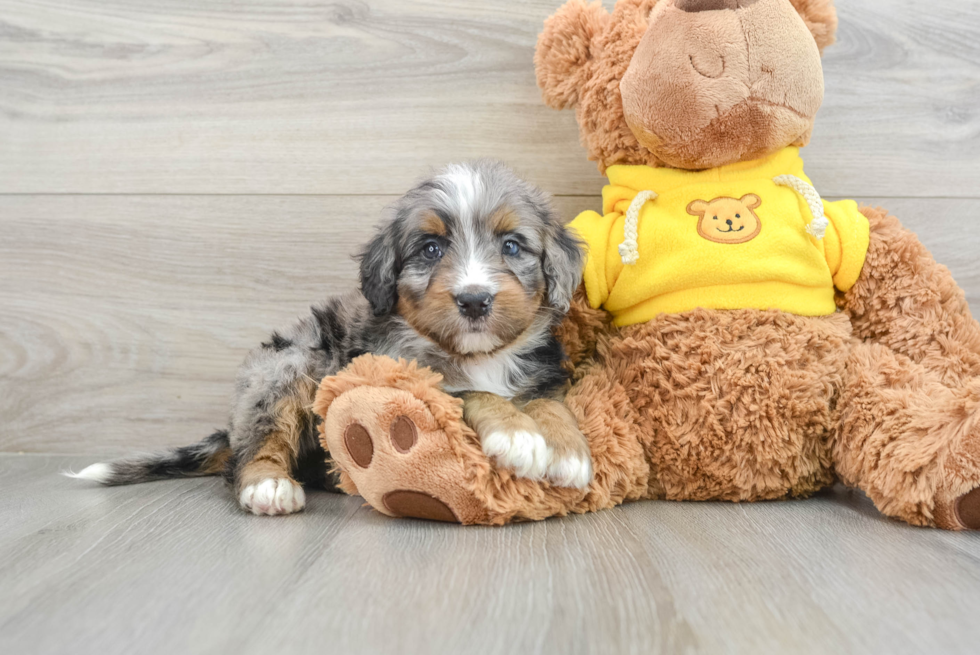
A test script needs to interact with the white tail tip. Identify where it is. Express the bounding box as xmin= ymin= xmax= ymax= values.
xmin=64 ymin=462 xmax=114 ymax=484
